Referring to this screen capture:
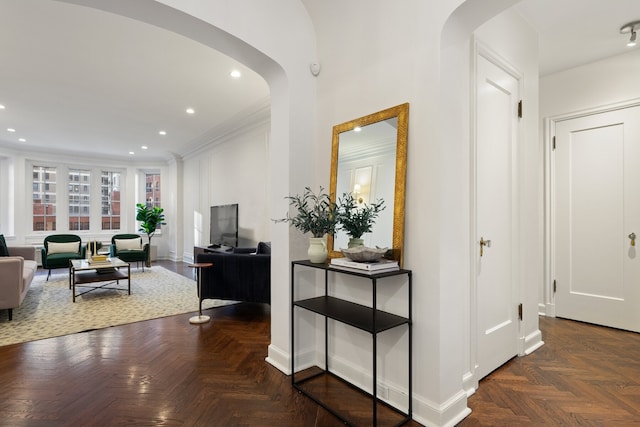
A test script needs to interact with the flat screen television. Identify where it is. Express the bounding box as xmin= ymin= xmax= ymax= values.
xmin=210 ymin=203 xmax=238 ymax=247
